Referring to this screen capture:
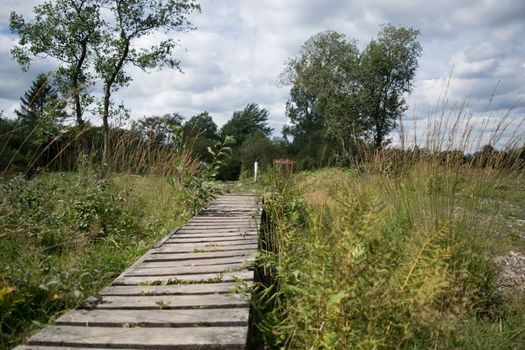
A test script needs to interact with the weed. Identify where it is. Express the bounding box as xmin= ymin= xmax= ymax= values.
xmin=155 ymin=300 xmax=169 ymax=309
